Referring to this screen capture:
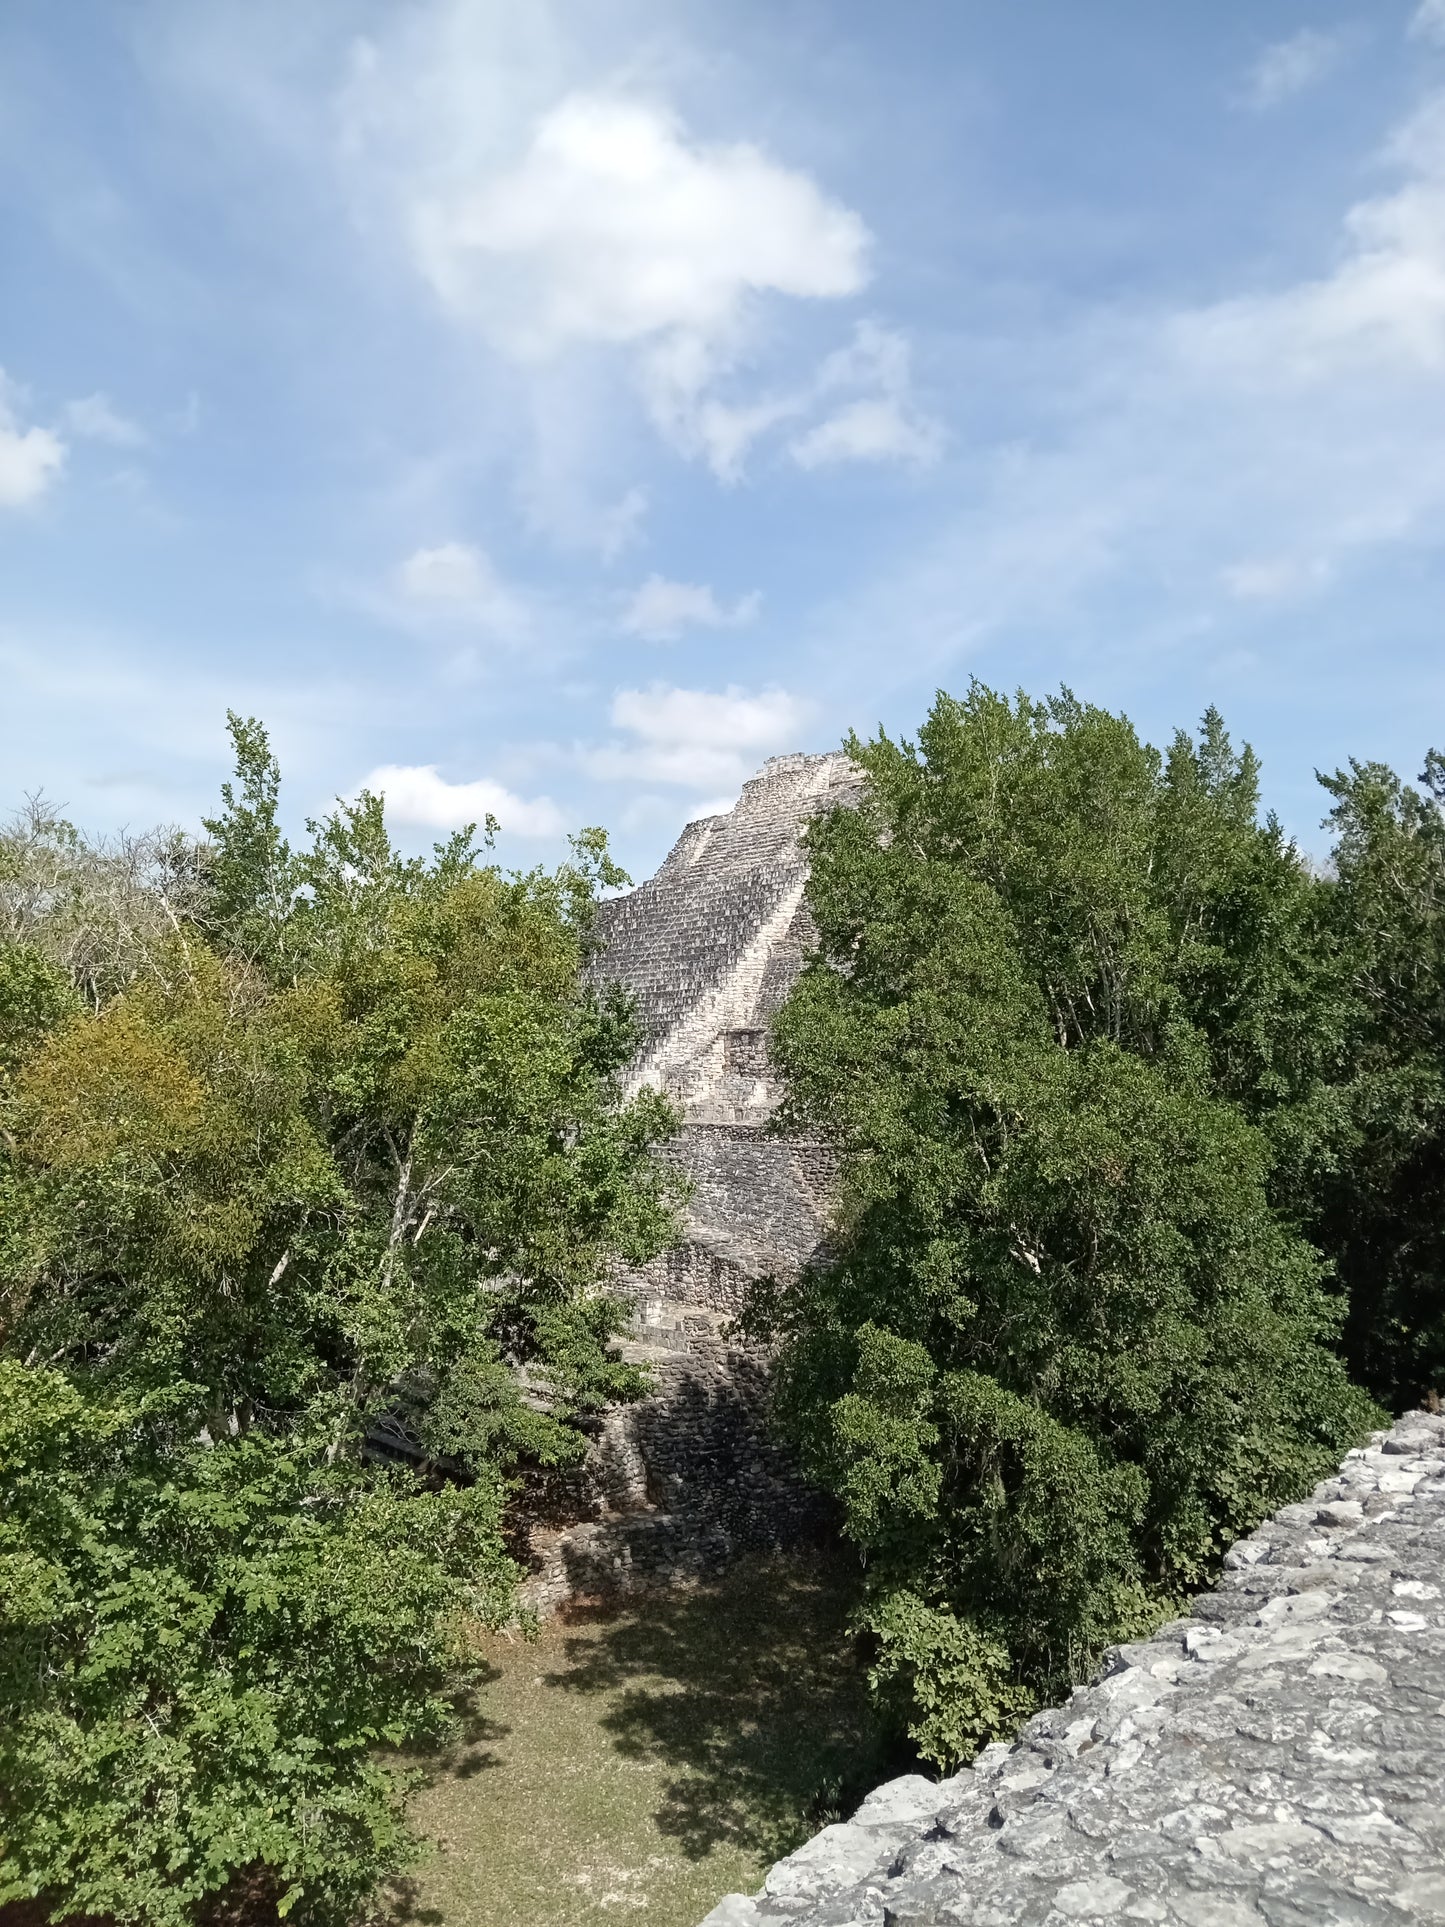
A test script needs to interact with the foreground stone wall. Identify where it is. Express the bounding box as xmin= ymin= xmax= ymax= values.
xmin=701 ymin=1408 xmax=1445 ymax=1927
xmin=519 ymin=753 xmax=861 ymax=1611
